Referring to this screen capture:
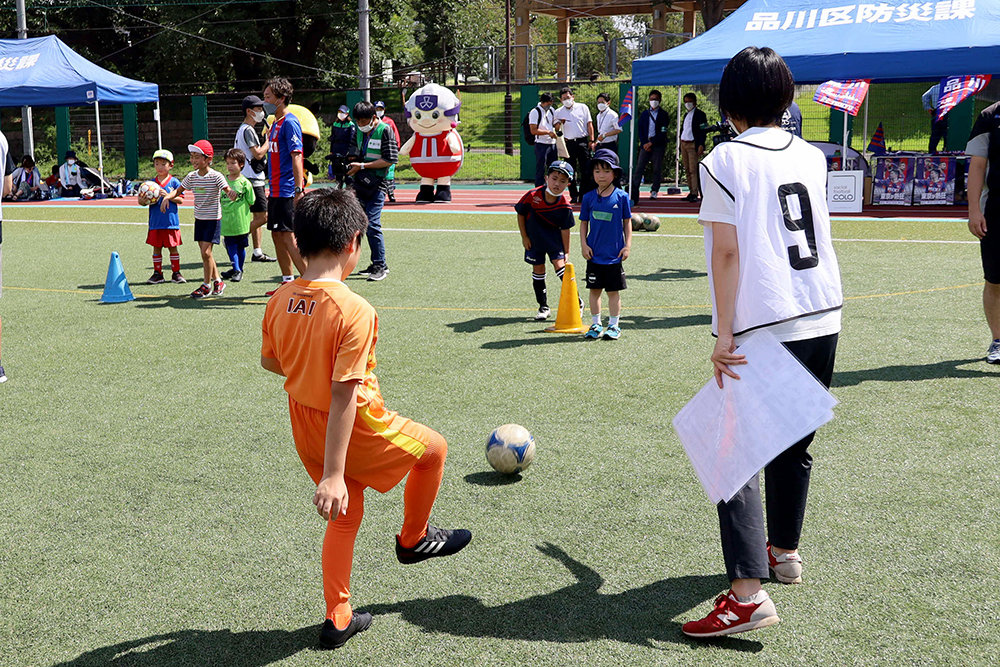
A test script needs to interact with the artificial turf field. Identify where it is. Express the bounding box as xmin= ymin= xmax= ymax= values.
xmin=1 ymin=204 xmax=998 ymax=667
